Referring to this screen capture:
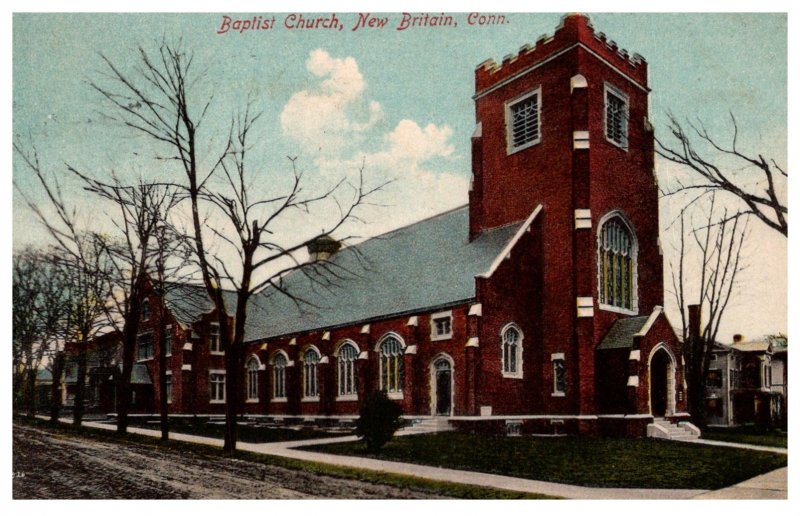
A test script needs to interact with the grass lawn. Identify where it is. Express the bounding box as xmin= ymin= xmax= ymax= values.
xmin=303 ymin=432 xmax=787 ymax=490
xmin=130 ymin=417 xmax=342 ymax=443
xmin=702 ymin=427 xmax=788 ymax=448
xmin=16 ymin=417 xmax=549 ymax=499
